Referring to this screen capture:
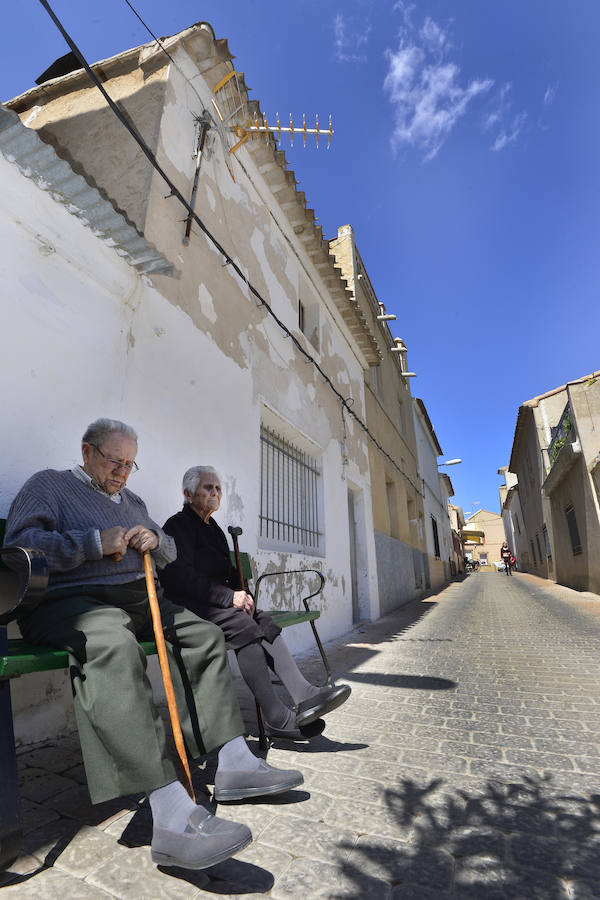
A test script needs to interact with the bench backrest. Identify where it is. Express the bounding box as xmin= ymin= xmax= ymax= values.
xmin=0 ymin=519 xmax=6 ymax=569
xmin=1 ymin=517 xmax=253 ymax=571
